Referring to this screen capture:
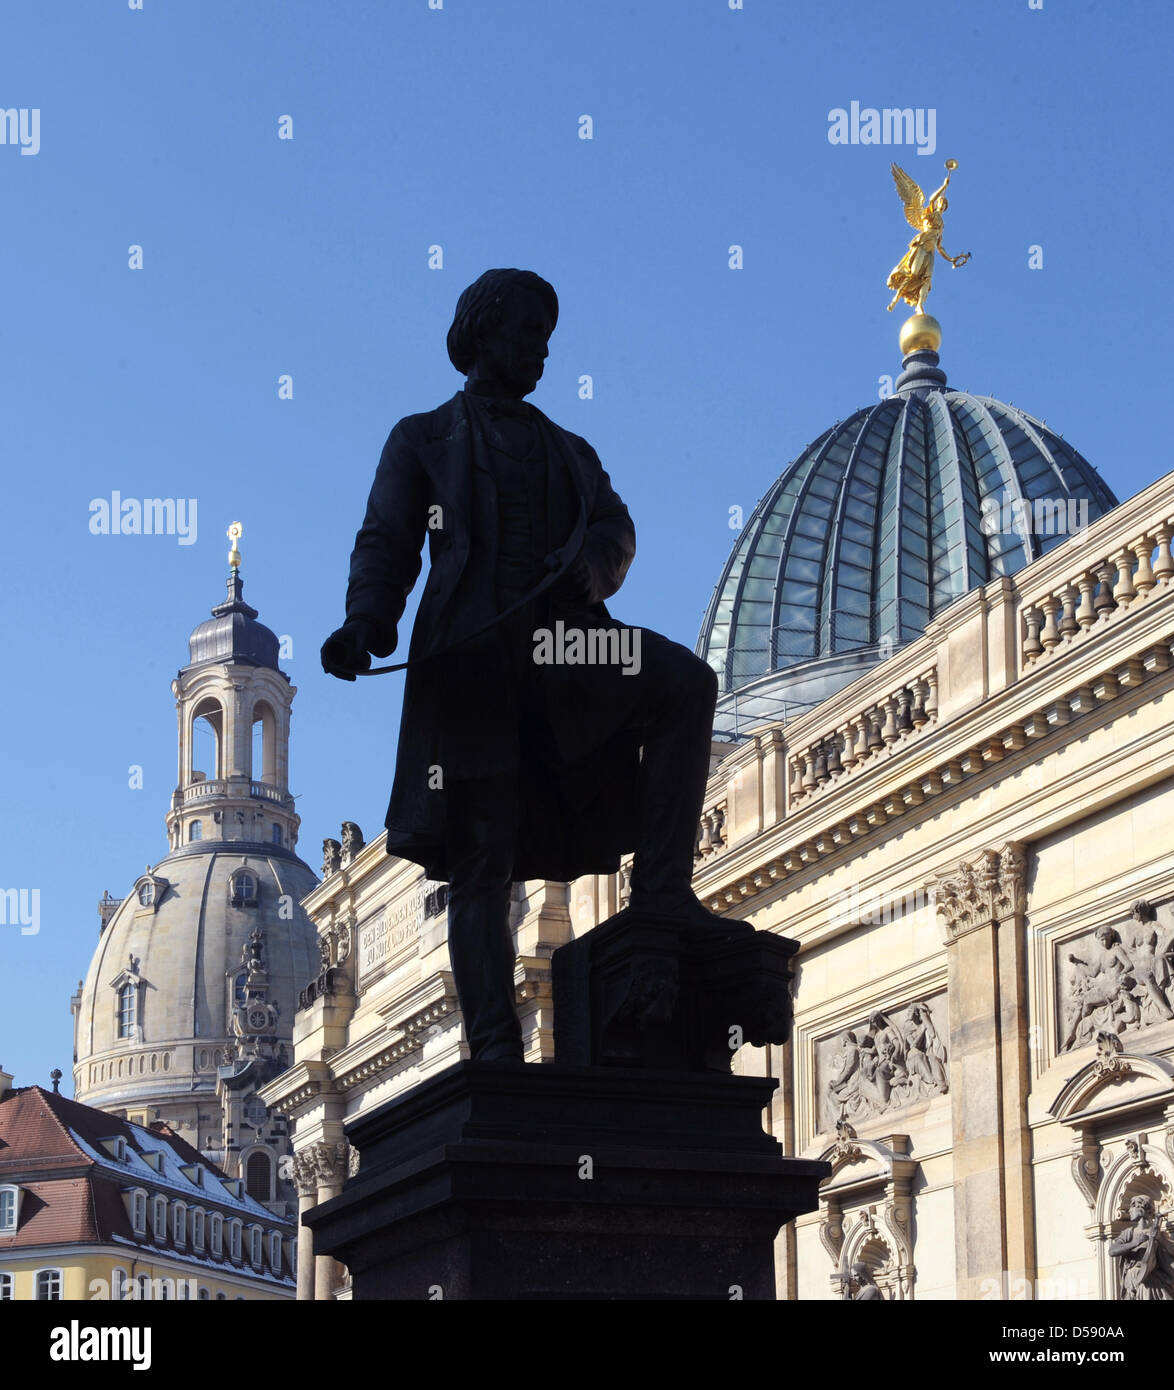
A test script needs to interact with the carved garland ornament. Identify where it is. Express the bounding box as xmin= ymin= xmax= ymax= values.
xmin=931 ymin=841 xmax=1026 ymax=940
